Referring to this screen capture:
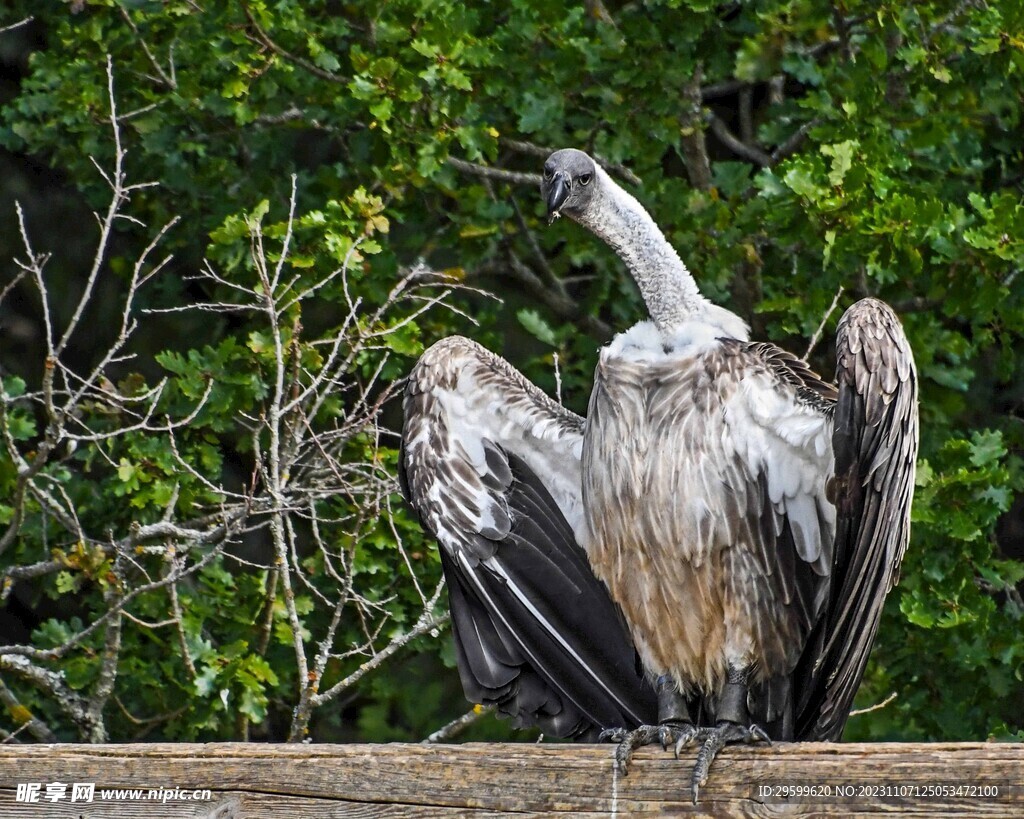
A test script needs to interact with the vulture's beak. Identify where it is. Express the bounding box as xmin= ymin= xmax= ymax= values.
xmin=546 ymin=172 xmax=570 ymax=224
